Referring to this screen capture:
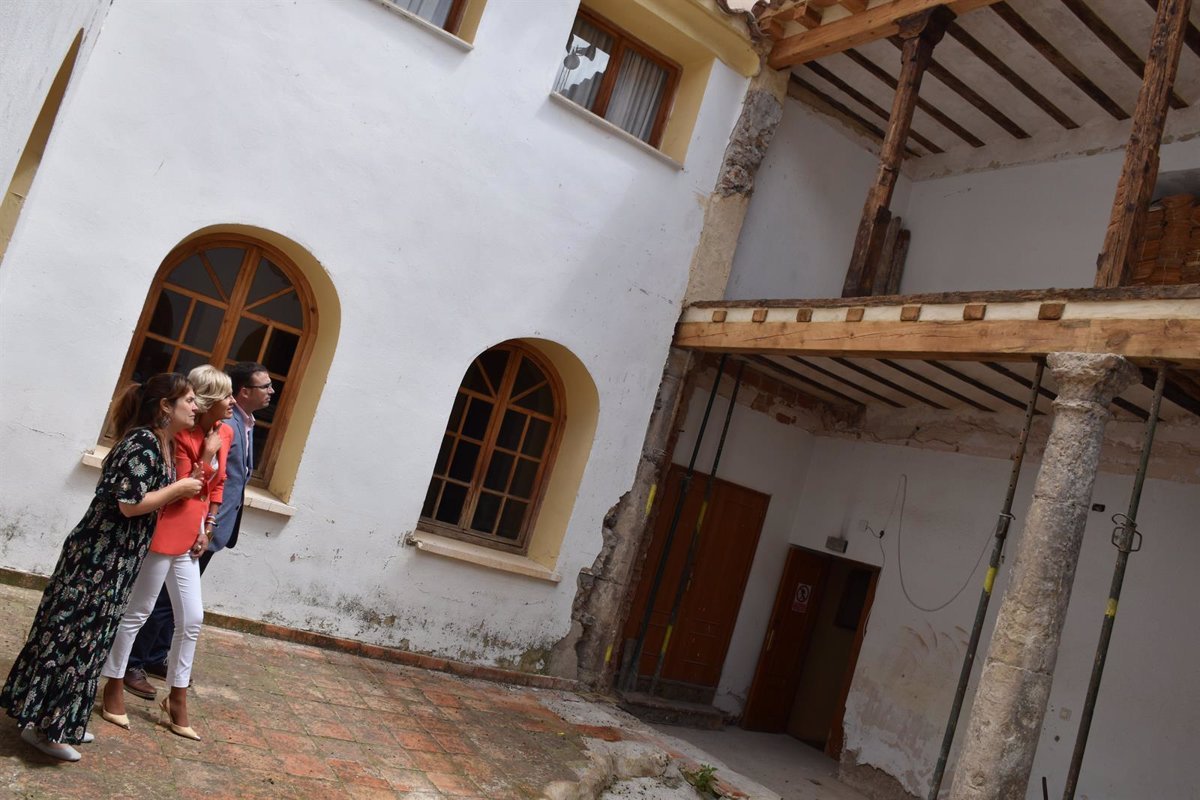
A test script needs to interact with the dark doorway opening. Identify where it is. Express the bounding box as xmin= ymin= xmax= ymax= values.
xmin=742 ymin=545 xmax=878 ymax=759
